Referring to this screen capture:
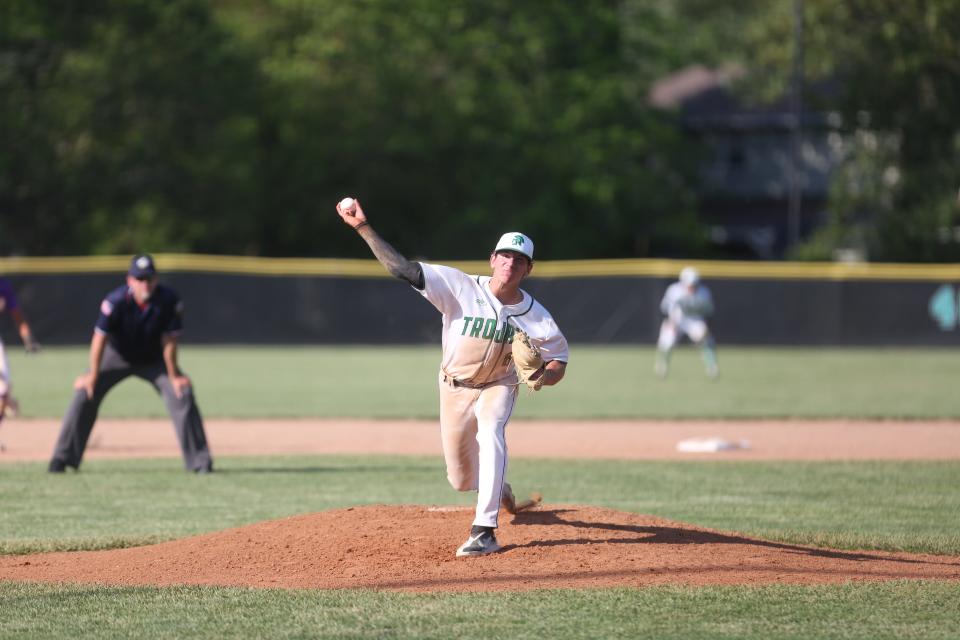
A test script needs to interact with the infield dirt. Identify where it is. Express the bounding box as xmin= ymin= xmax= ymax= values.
xmin=2 ymin=419 xmax=960 ymax=592
xmin=2 ymin=505 xmax=960 ymax=592
xmin=4 ymin=418 xmax=960 ymax=461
